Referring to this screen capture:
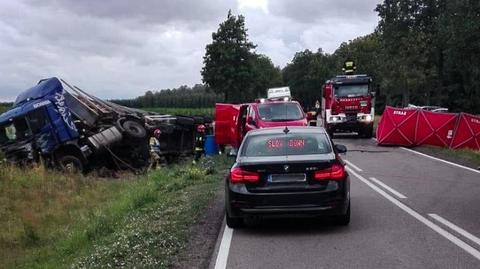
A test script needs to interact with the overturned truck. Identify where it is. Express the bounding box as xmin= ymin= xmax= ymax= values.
xmin=0 ymin=77 xmax=201 ymax=173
